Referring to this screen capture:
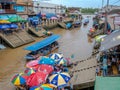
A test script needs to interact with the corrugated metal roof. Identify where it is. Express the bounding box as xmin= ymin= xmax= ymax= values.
xmin=95 ymin=76 xmax=120 ymax=90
